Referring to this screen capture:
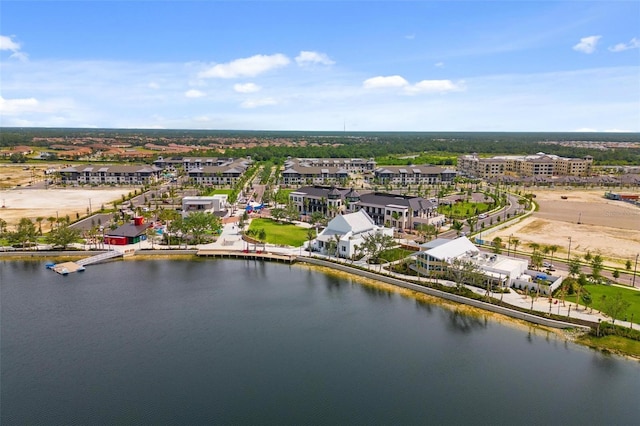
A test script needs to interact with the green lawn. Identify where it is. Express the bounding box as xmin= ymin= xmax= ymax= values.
xmin=248 ymin=218 xmax=309 ymax=247
xmin=378 ymin=247 xmax=413 ymax=262
xmin=207 ymin=189 xmax=233 ymax=195
xmin=438 ymin=201 xmax=491 ymax=219
xmin=565 ymin=284 xmax=640 ymax=322
xmin=576 ymin=334 xmax=640 ymax=358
